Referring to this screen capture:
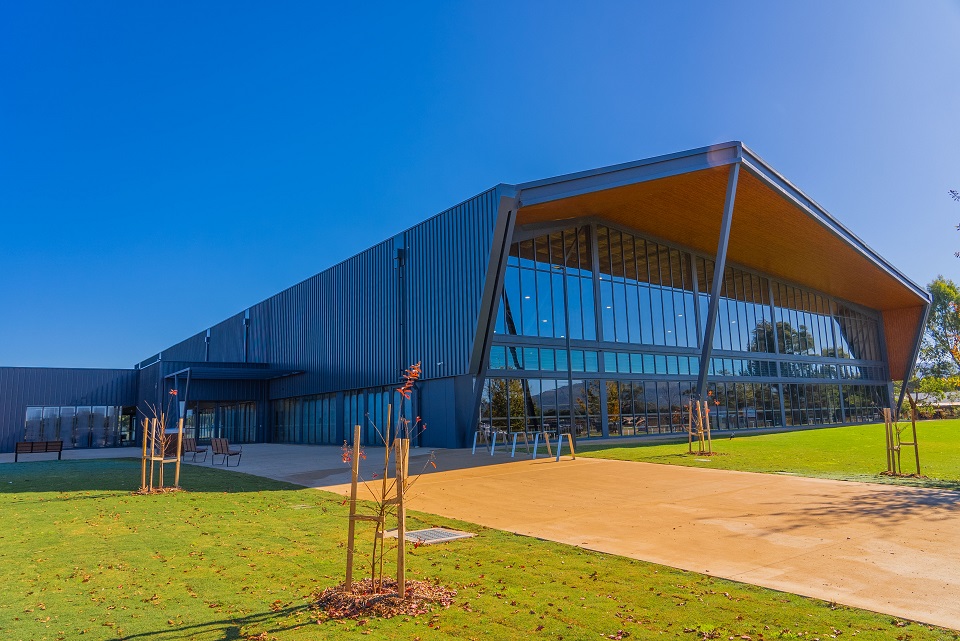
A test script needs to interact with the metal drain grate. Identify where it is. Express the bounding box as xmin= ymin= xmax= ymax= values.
xmin=385 ymin=527 xmax=476 ymax=545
